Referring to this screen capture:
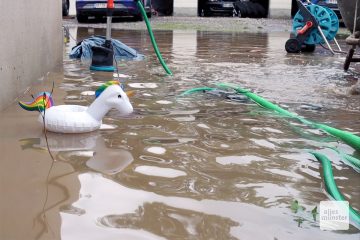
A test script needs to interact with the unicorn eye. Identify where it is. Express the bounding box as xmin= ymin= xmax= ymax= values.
xmin=118 ymin=94 xmax=122 ymax=98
